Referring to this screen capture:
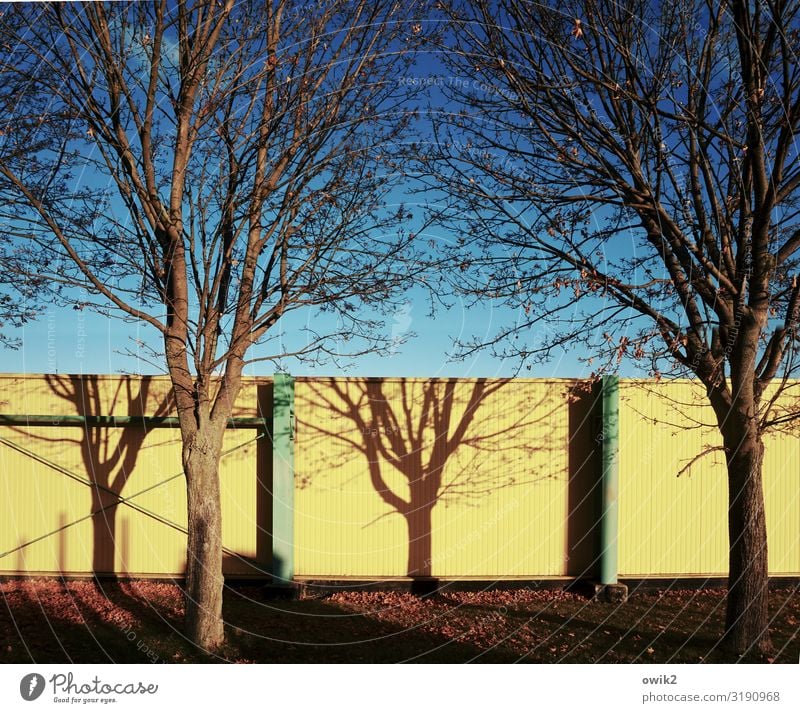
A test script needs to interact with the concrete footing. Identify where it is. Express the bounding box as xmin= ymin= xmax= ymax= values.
xmin=594 ymin=582 xmax=629 ymax=603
